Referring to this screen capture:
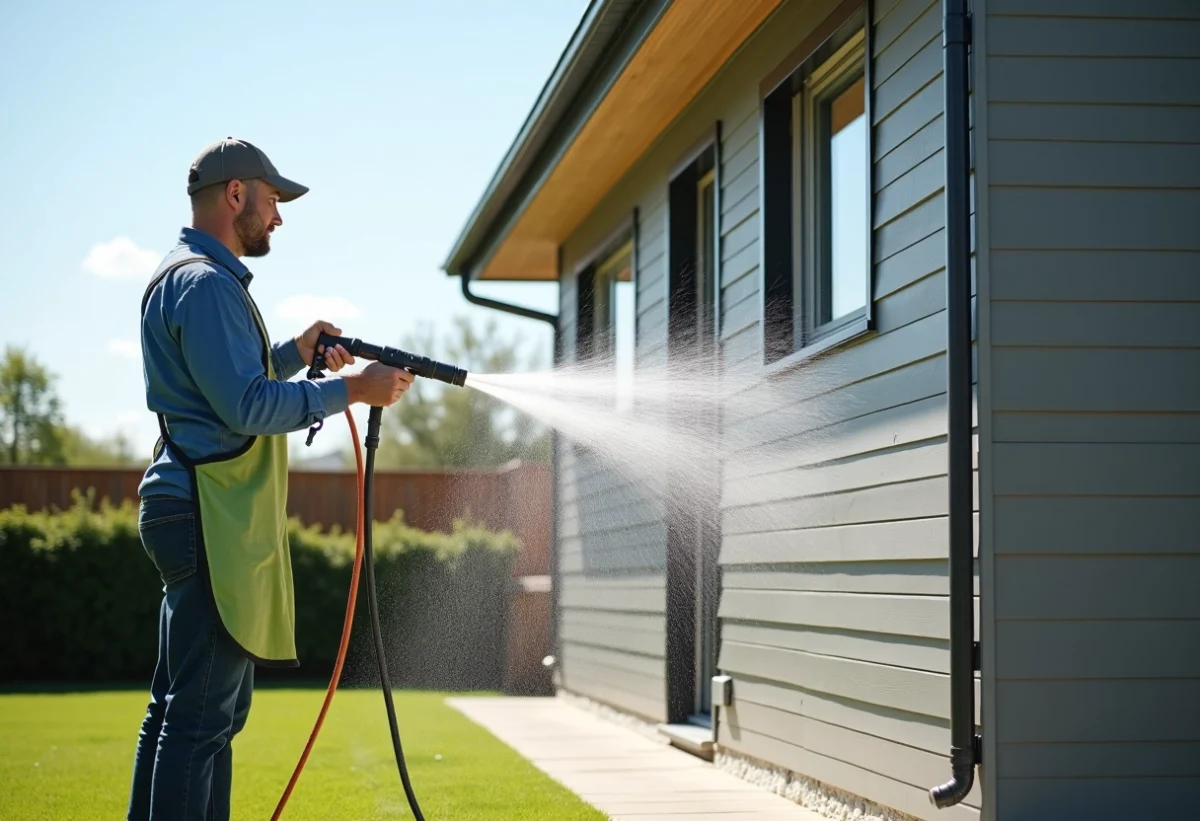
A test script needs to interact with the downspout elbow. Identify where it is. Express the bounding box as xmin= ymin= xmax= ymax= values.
xmin=459 ymin=267 xmax=558 ymax=327
xmin=930 ymin=745 xmax=975 ymax=808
